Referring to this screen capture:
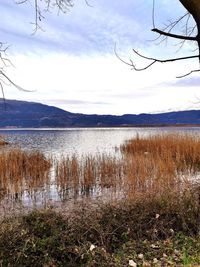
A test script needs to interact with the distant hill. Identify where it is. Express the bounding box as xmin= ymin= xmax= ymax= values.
xmin=0 ymin=99 xmax=200 ymax=127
